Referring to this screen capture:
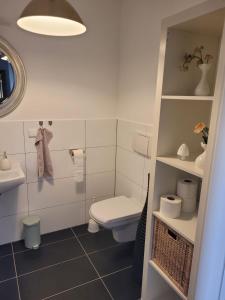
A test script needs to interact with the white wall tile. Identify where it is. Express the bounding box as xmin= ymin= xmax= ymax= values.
xmin=28 ymin=177 xmax=85 ymax=211
xmin=0 ymin=121 xmax=24 ymax=154
xmin=0 ymin=184 xmax=28 ymax=218
xmin=115 ymin=172 xmax=144 ymax=204
xmin=85 ymin=195 xmax=114 ymax=223
xmin=8 ymin=154 xmax=26 ymax=175
xmin=32 ymin=202 xmax=85 ymax=234
xmin=117 ymin=120 xmax=147 ymax=152
xmin=26 ymin=150 xmax=84 ymax=183
xmin=24 ymin=120 xmax=85 ymax=153
xmin=86 ymin=119 xmax=117 ymax=147
xmin=86 ymin=146 xmax=116 ymax=174
xmin=116 ymin=147 xmax=144 ymax=186
xmin=86 ymin=171 xmax=115 ymax=200
xmin=0 ymin=213 xmax=28 ymax=245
